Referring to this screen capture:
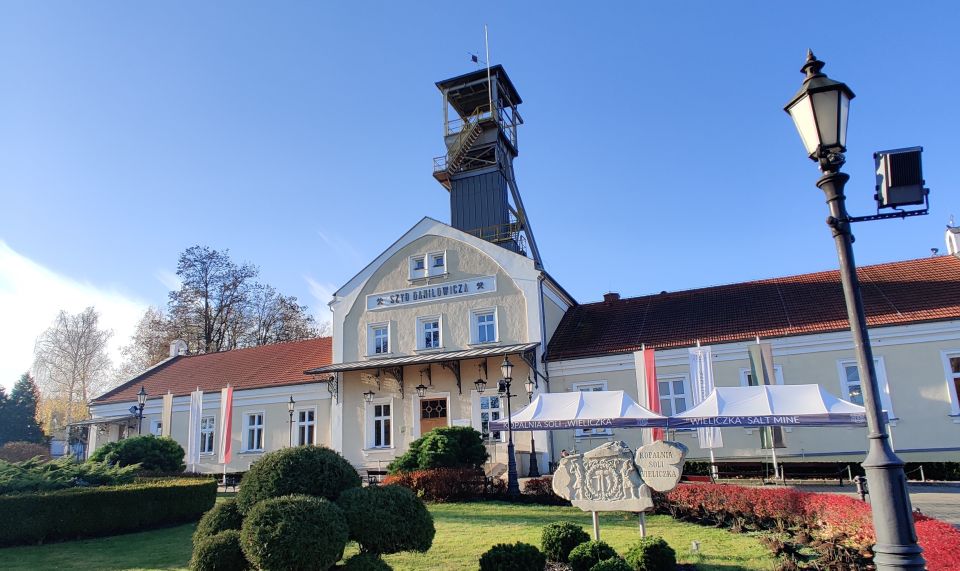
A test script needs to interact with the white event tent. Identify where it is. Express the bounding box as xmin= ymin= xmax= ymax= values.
xmin=488 ymin=390 xmax=669 ymax=432
xmin=668 ymin=384 xmax=869 ymax=429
